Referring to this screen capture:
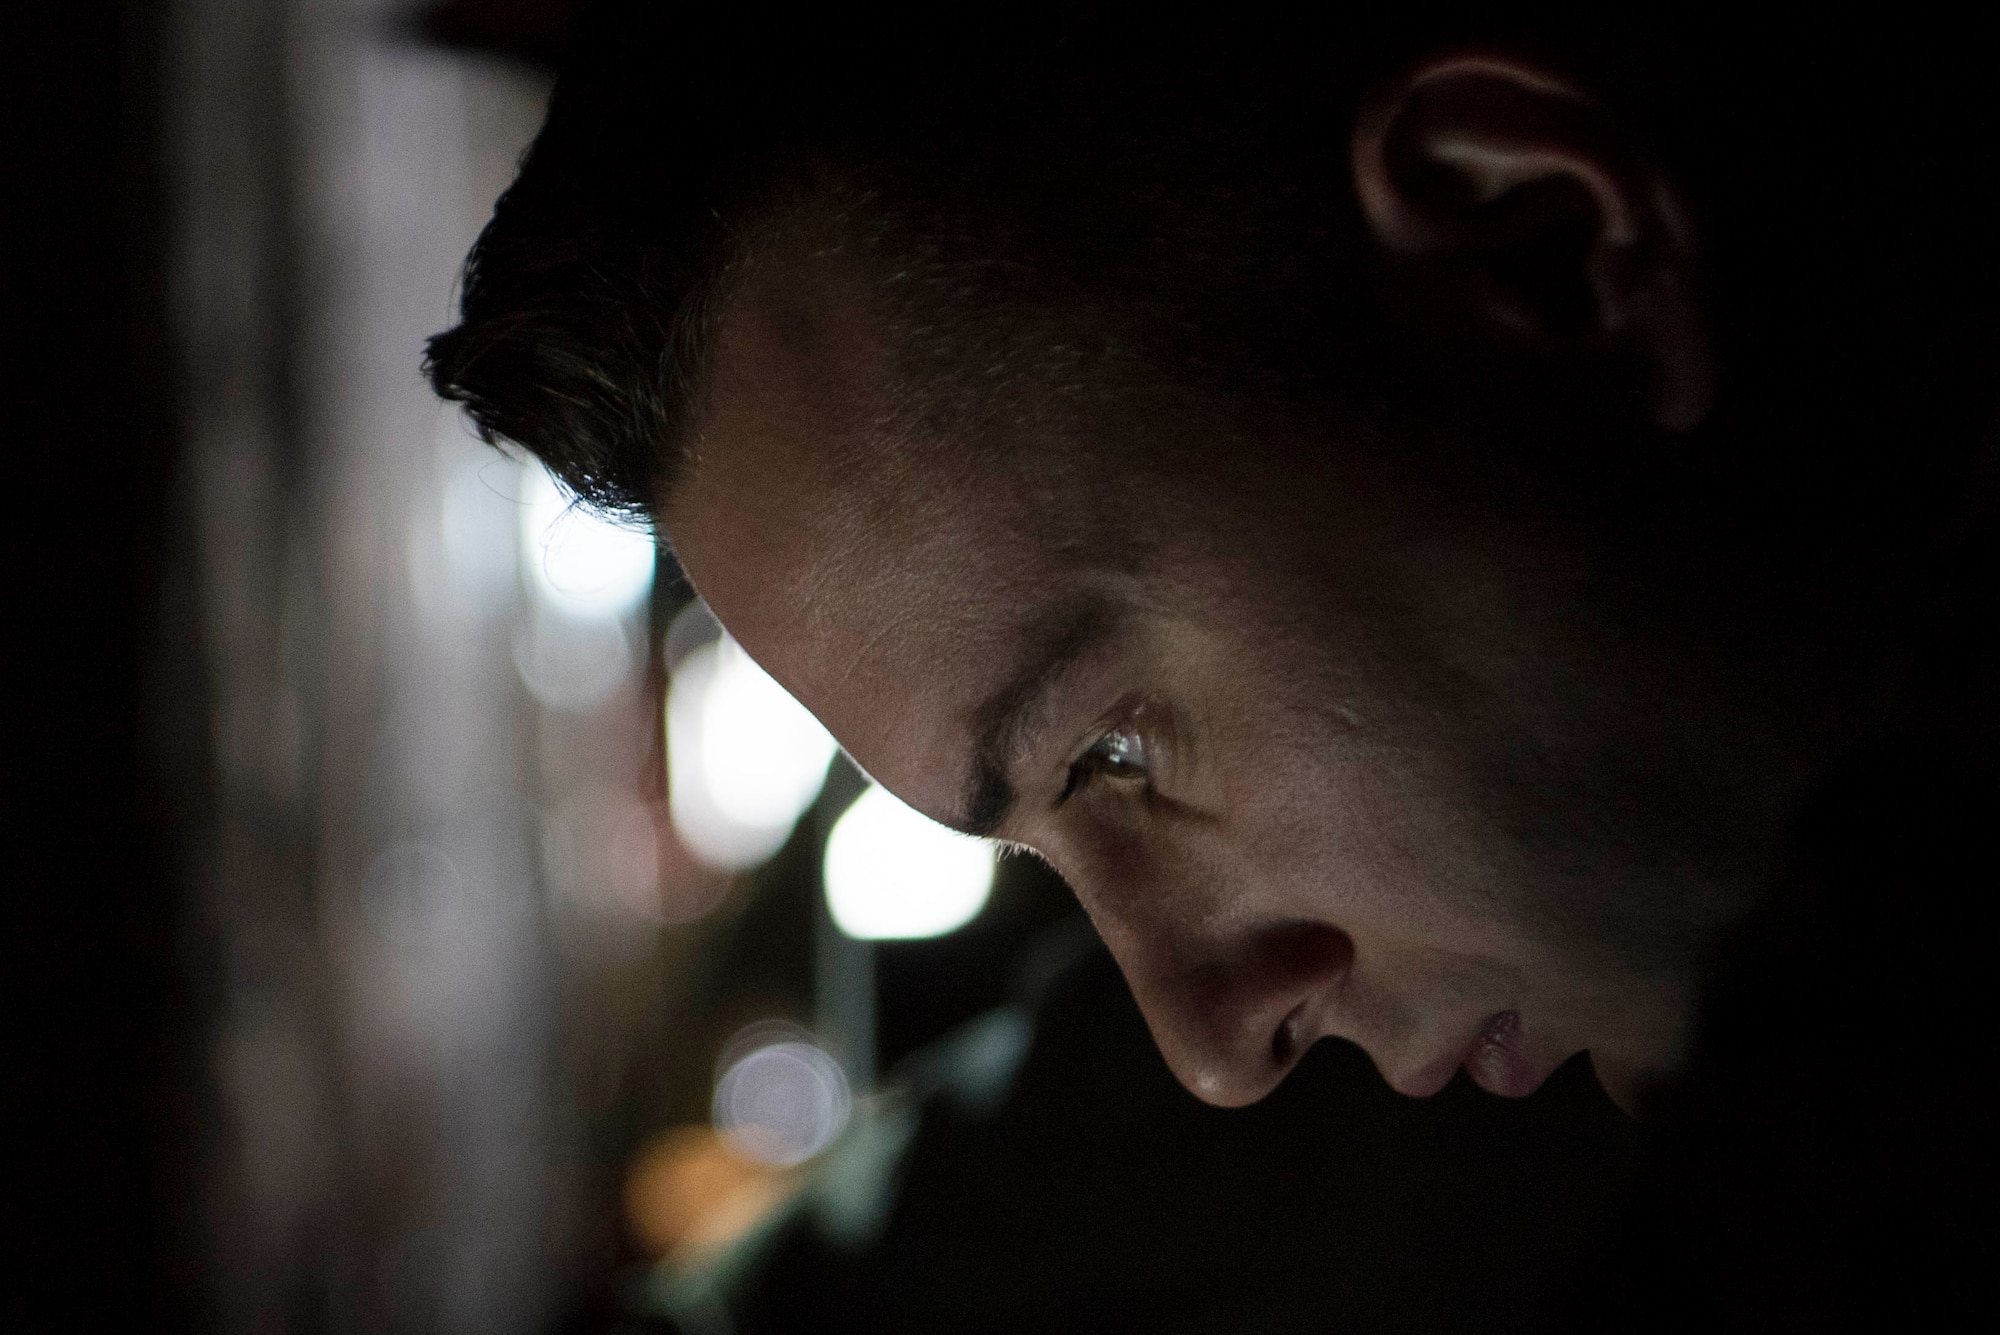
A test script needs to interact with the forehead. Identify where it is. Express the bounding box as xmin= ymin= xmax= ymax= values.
xmin=667 ymin=269 xmax=1071 ymax=823
xmin=675 ymin=453 xmax=1063 ymax=827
